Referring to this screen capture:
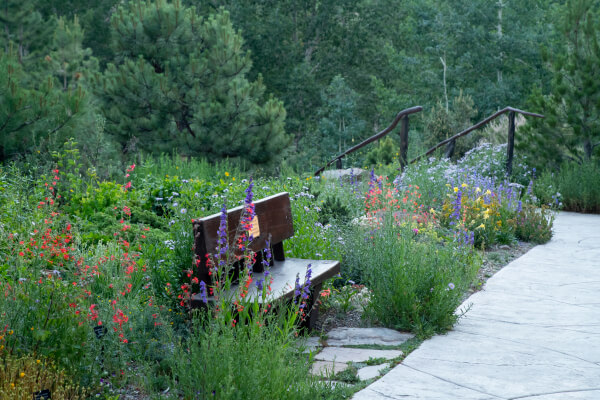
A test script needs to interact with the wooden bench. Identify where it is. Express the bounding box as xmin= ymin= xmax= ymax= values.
xmin=190 ymin=192 xmax=340 ymax=328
